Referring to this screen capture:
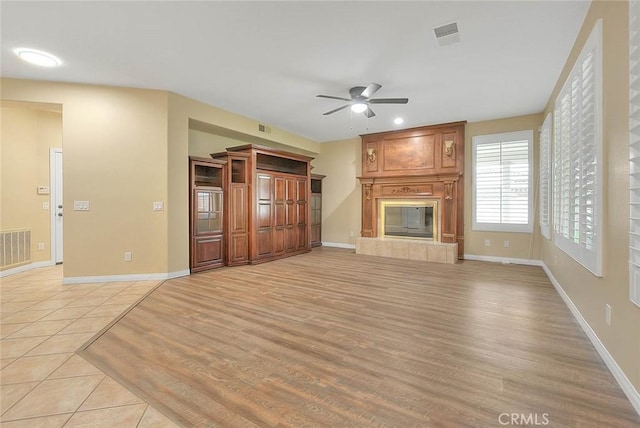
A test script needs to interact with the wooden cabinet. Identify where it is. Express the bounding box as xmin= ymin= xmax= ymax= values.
xmin=189 ymin=157 xmax=226 ymax=273
xmin=212 ymin=144 xmax=313 ymax=265
xmin=310 ymin=174 xmax=325 ymax=247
